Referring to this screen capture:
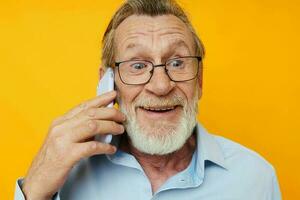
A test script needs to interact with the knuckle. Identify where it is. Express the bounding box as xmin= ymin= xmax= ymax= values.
xmin=85 ymin=142 xmax=98 ymax=154
xmin=86 ymin=108 xmax=96 ymax=117
xmin=87 ymin=120 xmax=97 ymax=131
xmin=89 ymin=142 xmax=98 ymax=150
xmin=49 ymin=124 xmax=63 ymax=136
